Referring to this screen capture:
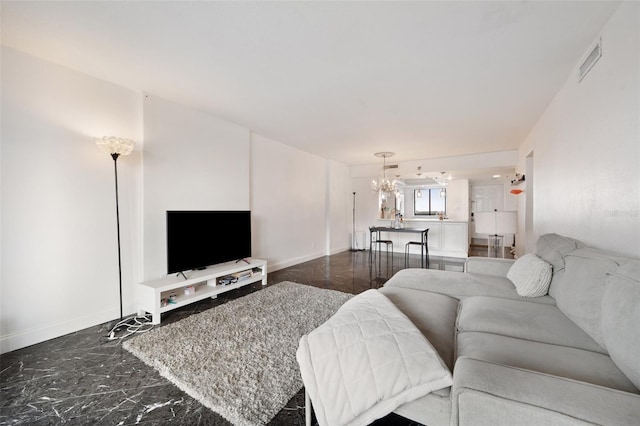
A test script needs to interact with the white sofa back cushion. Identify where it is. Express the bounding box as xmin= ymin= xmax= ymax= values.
xmin=534 ymin=233 xmax=584 ymax=299
xmin=507 ymin=254 xmax=553 ymax=297
xmin=601 ymin=259 xmax=640 ymax=390
xmin=554 ymin=248 xmax=629 ymax=350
